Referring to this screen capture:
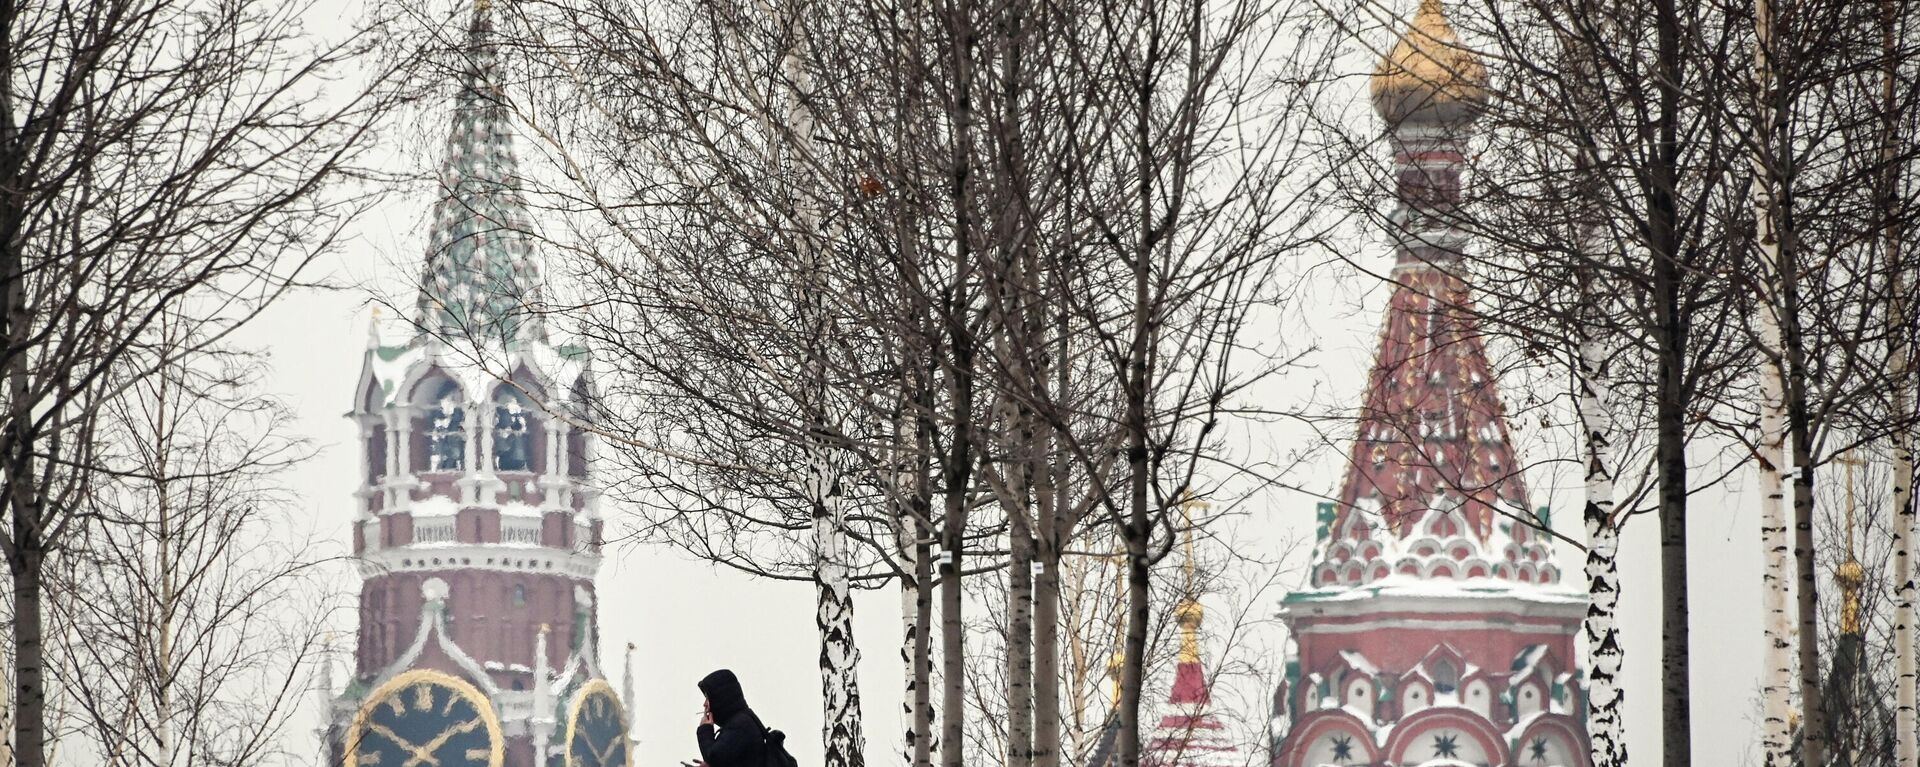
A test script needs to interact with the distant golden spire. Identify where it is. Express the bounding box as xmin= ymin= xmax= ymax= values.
xmin=1838 ymin=451 xmax=1866 ymax=635
xmin=1177 ymin=495 xmax=1209 ymax=664
xmin=1370 ymin=0 xmax=1489 ymax=125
